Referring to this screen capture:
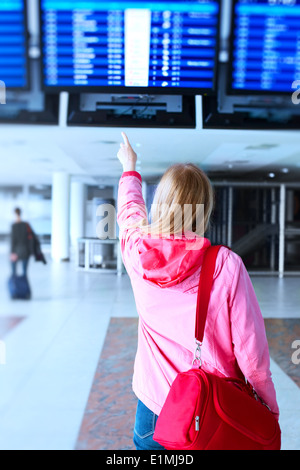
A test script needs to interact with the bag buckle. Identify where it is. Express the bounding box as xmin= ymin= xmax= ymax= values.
xmin=193 ymin=340 xmax=203 ymax=367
